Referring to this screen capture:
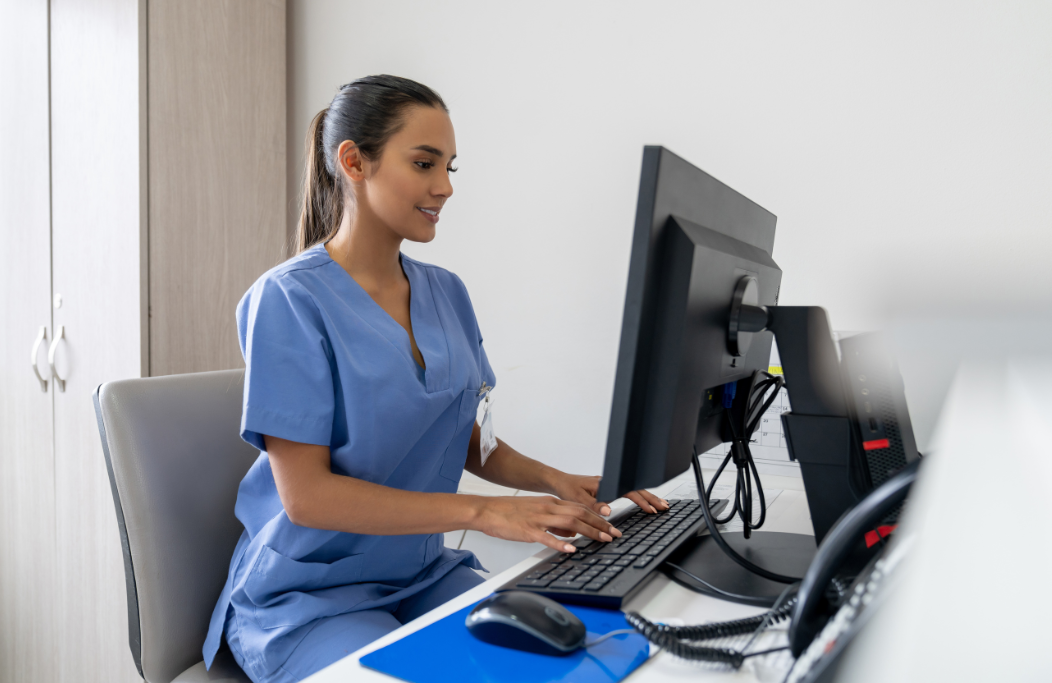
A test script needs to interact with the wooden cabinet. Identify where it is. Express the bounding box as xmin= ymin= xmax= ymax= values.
xmin=0 ymin=1 xmax=286 ymax=681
